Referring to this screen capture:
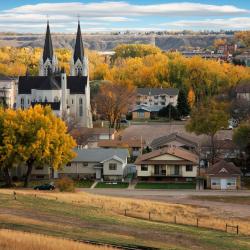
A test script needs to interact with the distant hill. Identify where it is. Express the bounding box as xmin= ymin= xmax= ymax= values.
xmin=0 ymin=33 xmax=233 ymax=51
